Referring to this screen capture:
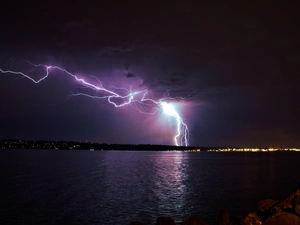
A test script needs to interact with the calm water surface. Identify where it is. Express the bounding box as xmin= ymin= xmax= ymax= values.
xmin=2 ymin=150 xmax=300 ymax=225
